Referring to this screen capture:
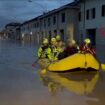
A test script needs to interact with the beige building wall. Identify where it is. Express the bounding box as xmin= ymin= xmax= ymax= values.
xmin=21 ymin=0 xmax=105 ymax=46
xmin=66 ymin=8 xmax=79 ymax=42
xmin=38 ymin=8 xmax=79 ymax=43
xmin=21 ymin=5 xmax=79 ymax=45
